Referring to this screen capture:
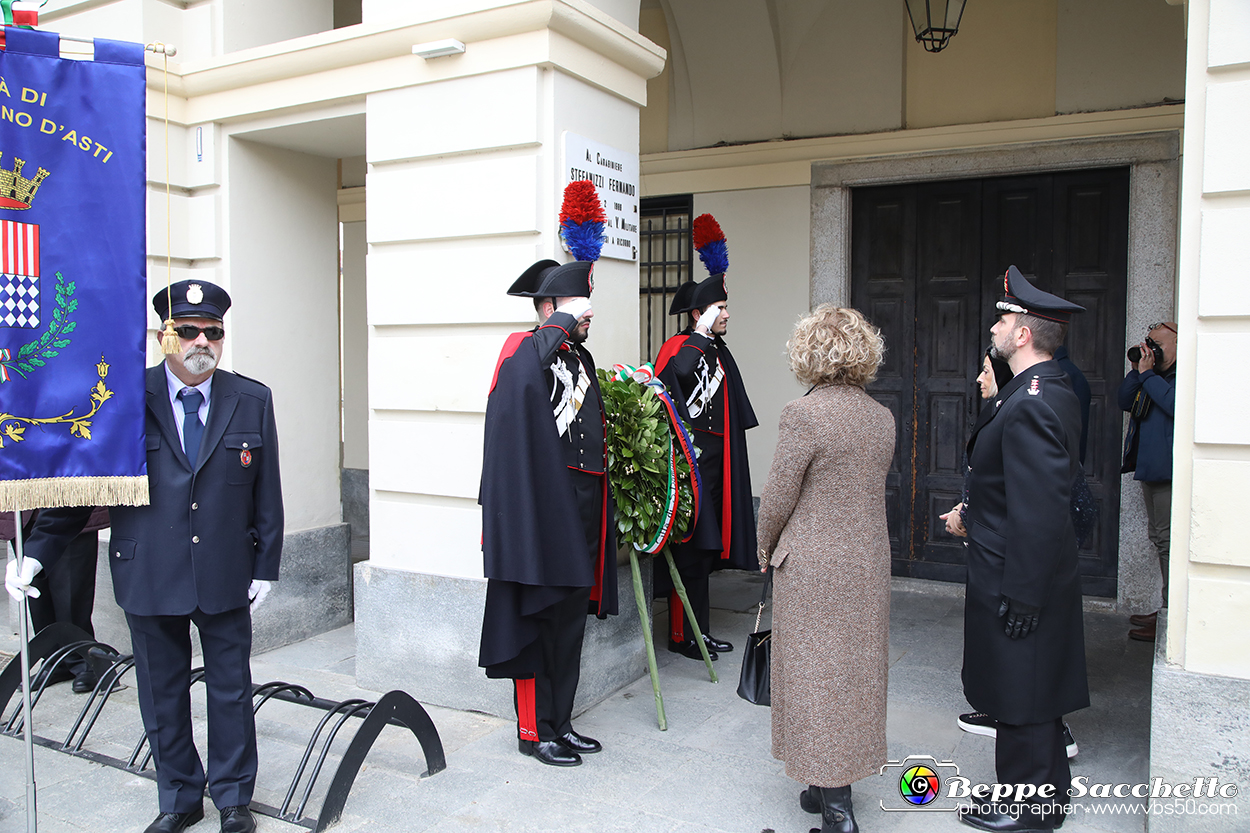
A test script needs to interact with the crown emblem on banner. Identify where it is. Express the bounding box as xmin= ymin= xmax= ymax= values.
xmin=0 ymin=154 xmax=50 ymax=210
